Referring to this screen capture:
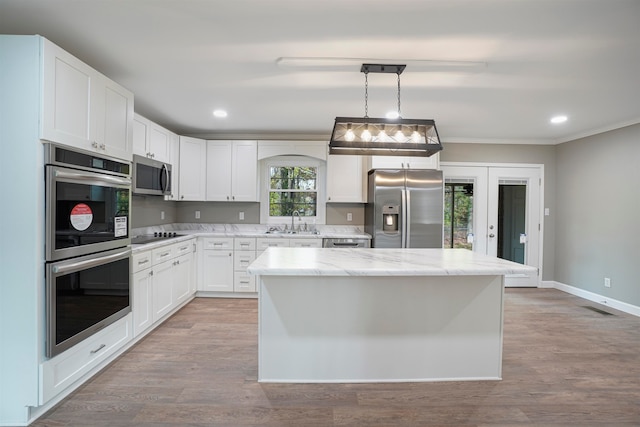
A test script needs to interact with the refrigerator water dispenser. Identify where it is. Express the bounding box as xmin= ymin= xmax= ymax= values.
xmin=382 ymin=205 xmax=399 ymax=232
